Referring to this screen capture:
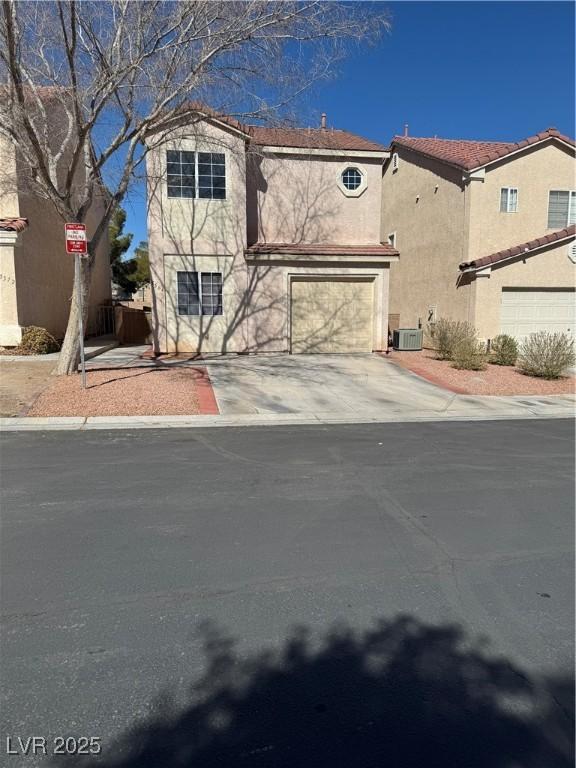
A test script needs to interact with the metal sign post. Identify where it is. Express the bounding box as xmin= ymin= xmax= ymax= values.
xmin=74 ymin=252 xmax=87 ymax=388
xmin=65 ymin=224 xmax=88 ymax=388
